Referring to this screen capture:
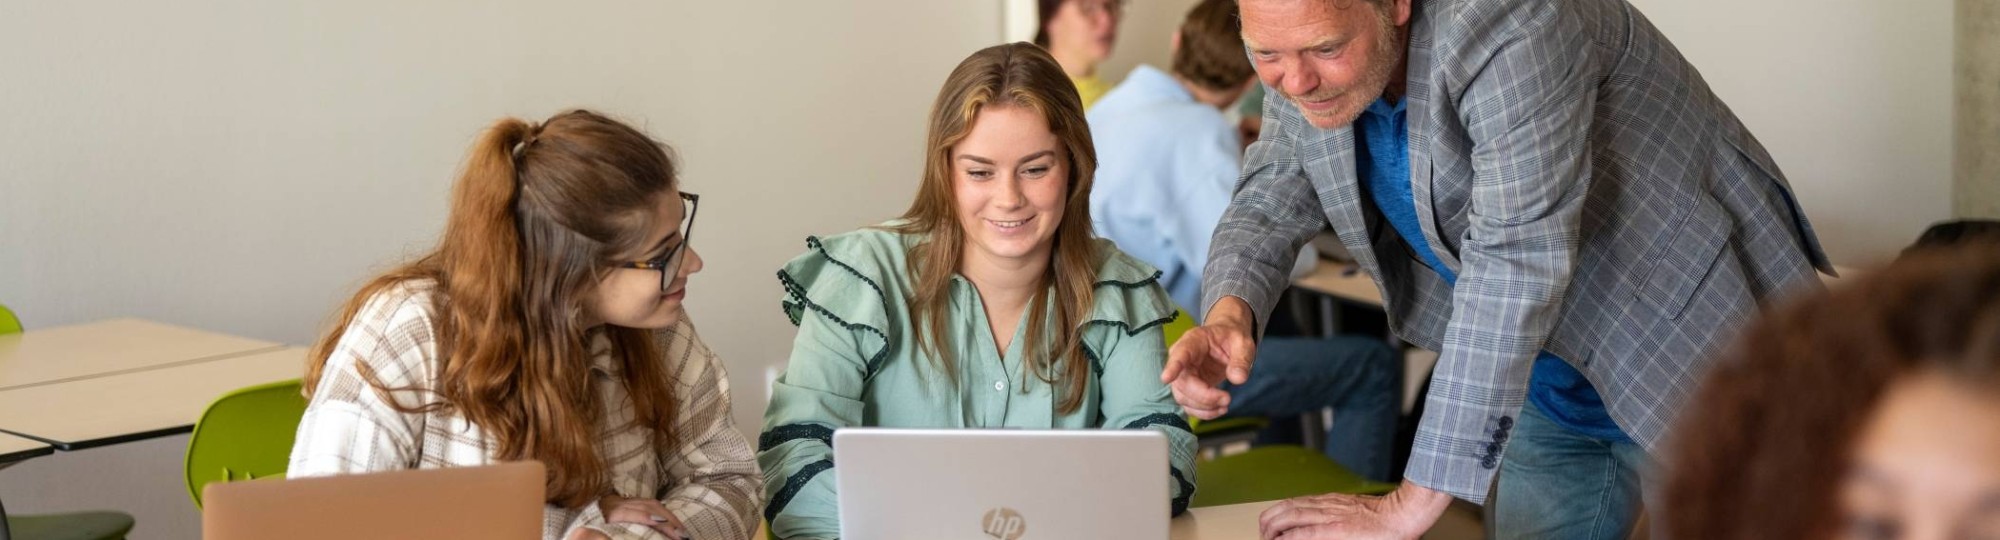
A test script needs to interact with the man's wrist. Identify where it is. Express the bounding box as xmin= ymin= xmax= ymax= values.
xmin=1386 ymin=480 xmax=1453 ymax=534
xmin=1205 ymin=296 xmax=1255 ymax=329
